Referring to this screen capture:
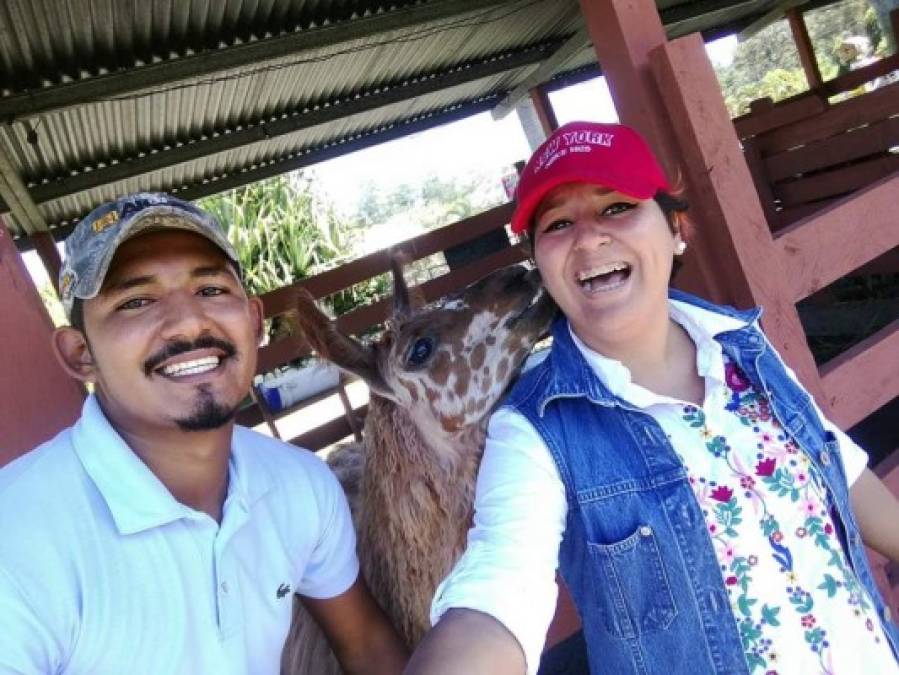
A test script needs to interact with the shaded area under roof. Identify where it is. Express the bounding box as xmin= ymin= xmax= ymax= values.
xmin=0 ymin=0 xmax=829 ymax=243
